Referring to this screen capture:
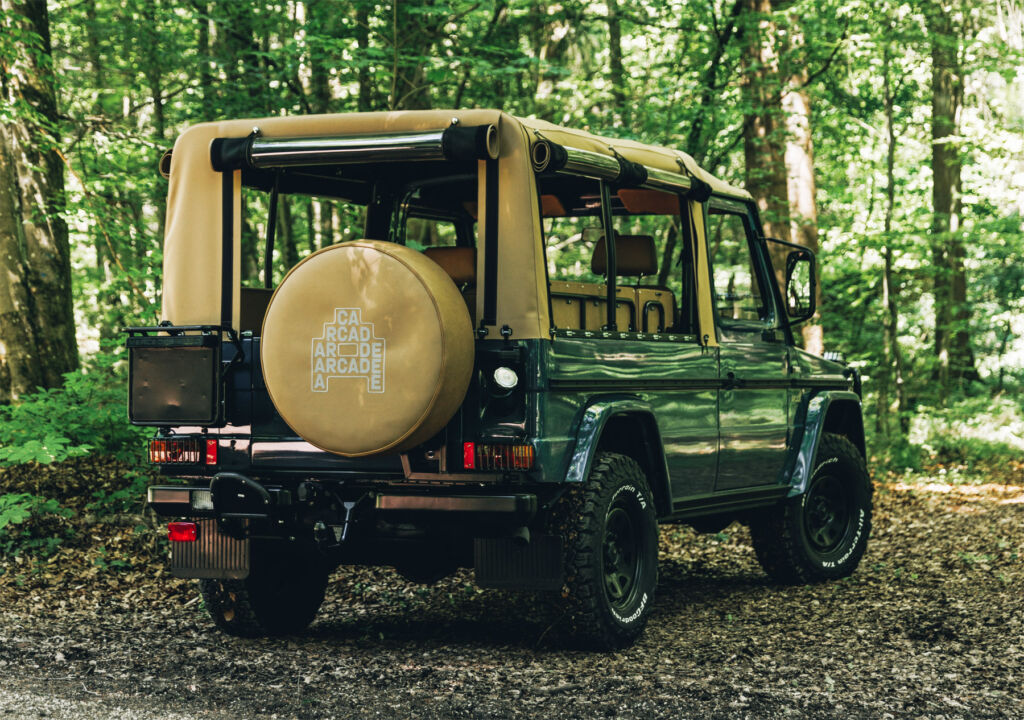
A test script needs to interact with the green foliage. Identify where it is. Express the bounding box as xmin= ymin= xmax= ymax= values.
xmin=87 ymin=471 xmax=150 ymax=515
xmin=0 ymin=348 xmax=150 ymax=466
xmin=0 ymin=493 xmax=75 ymax=560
